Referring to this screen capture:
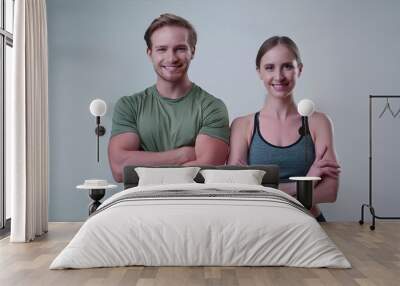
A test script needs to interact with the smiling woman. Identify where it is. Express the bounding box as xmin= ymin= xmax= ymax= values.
xmin=228 ymin=36 xmax=341 ymax=221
